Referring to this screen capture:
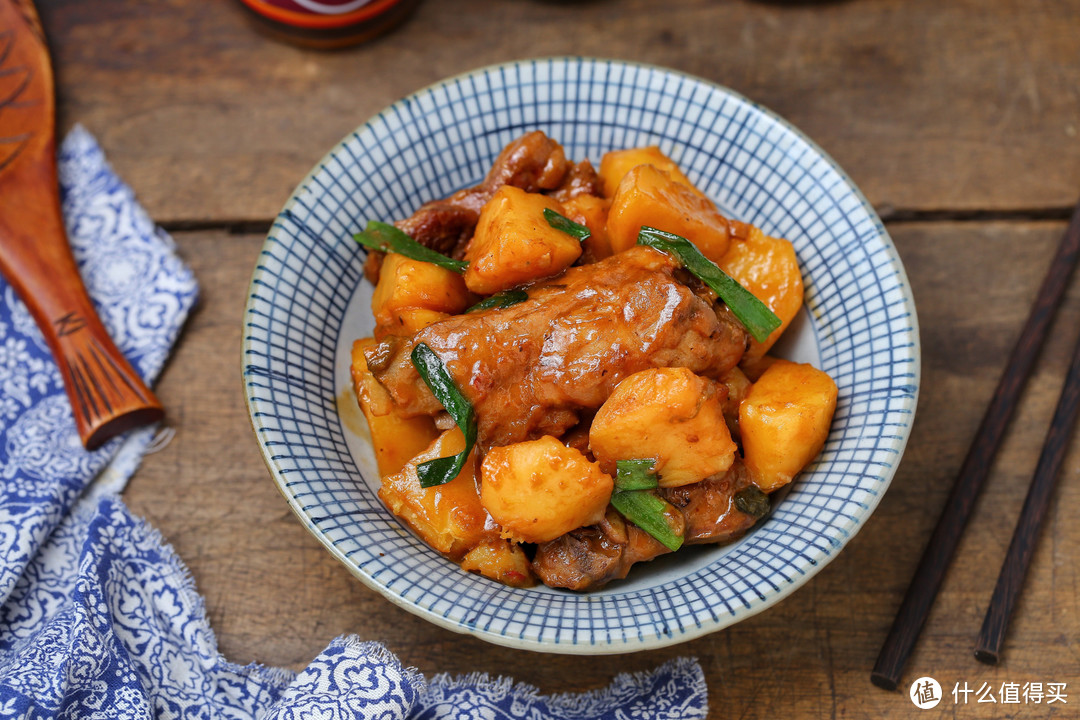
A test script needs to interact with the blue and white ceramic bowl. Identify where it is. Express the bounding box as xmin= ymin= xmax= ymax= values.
xmin=243 ymin=58 xmax=920 ymax=653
